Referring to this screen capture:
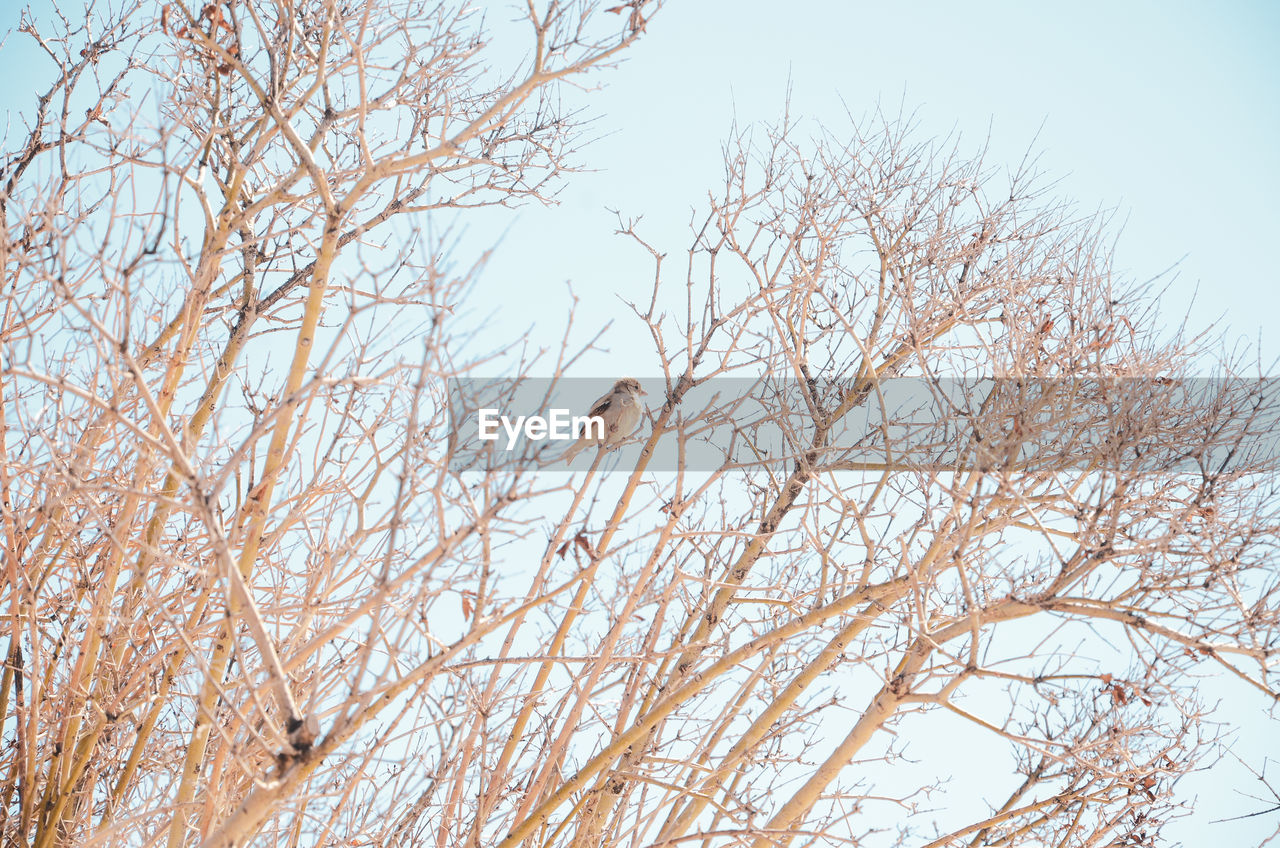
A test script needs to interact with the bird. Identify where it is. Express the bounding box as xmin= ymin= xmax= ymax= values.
xmin=561 ymin=378 xmax=646 ymax=463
